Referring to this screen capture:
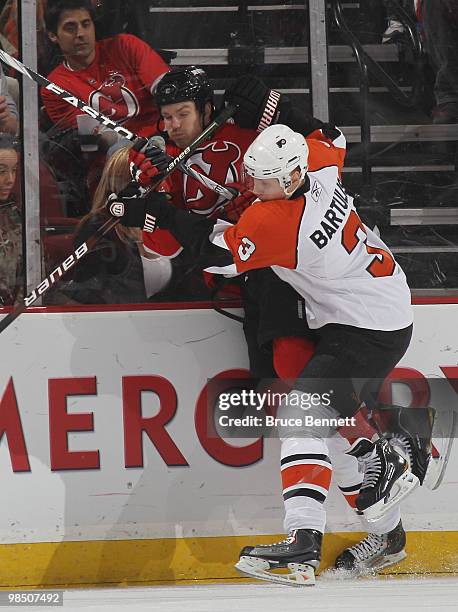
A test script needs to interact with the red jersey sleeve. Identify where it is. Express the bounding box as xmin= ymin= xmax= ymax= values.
xmin=143 ymin=228 xmax=182 ymax=258
xmin=118 ymin=34 xmax=169 ymax=94
xmin=222 ymin=197 xmax=306 ymax=273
